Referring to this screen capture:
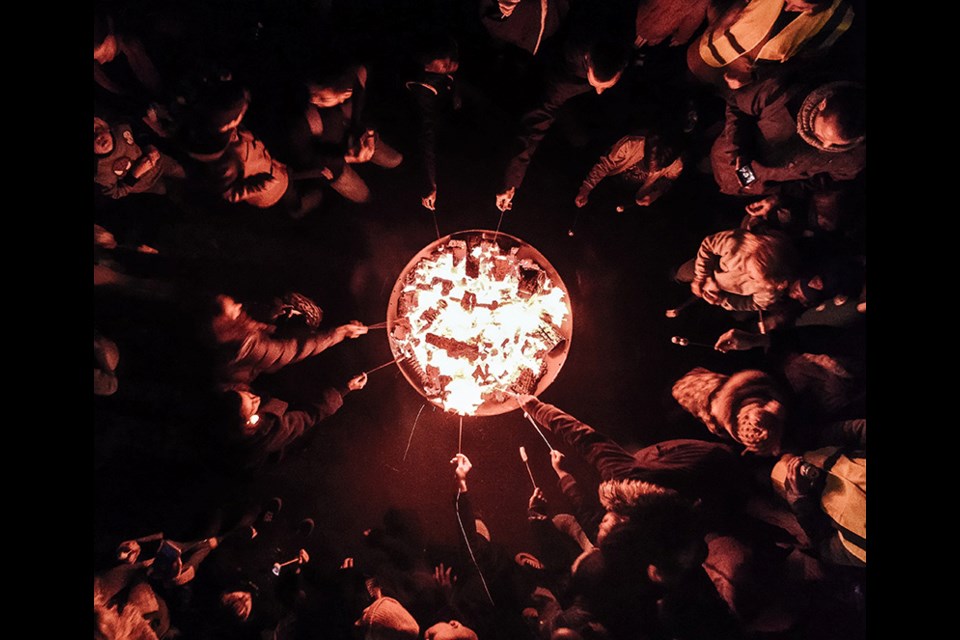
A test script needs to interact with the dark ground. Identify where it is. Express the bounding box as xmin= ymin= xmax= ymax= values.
xmin=94 ymin=1 xmax=866 ymax=636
